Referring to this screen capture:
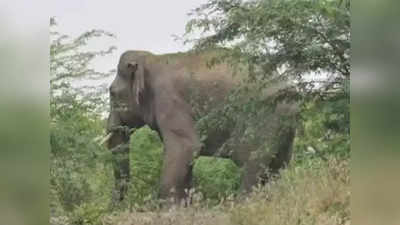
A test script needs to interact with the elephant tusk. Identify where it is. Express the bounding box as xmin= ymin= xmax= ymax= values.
xmin=98 ymin=132 xmax=113 ymax=145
